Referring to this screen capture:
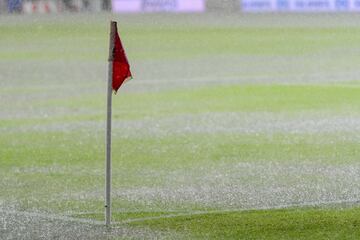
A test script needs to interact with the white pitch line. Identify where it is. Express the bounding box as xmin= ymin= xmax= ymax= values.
xmin=1 ymin=198 xmax=360 ymax=226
